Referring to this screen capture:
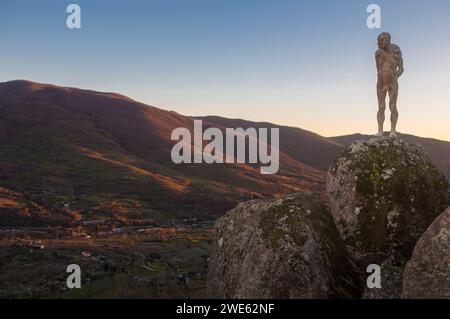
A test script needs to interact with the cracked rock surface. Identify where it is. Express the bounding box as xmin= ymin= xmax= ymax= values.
xmin=207 ymin=193 xmax=362 ymax=299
